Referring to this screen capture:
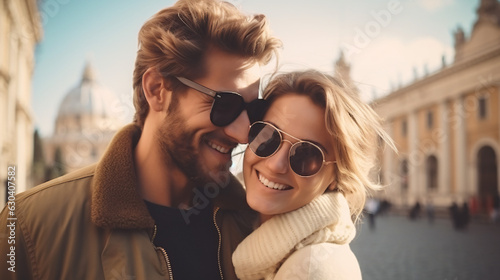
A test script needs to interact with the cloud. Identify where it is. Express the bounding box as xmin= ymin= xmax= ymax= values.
xmin=350 ymin=36 xmax=454 ymax=101
xmin=417 ymin=0 xmax=453 ymax=12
